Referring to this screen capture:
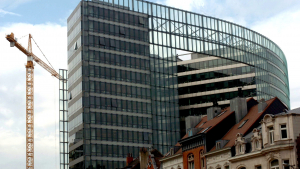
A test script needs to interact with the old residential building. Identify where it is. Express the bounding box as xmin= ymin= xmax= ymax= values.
xmin=160 ymin=147 xmax=183 ymax=169
xmin=204 ymin=97 xmax=287 ymax=169
xmin=160 ymin=96 xmax=288 ymax=169
xmin=229 ymin=107 xmax=300 ymax=169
